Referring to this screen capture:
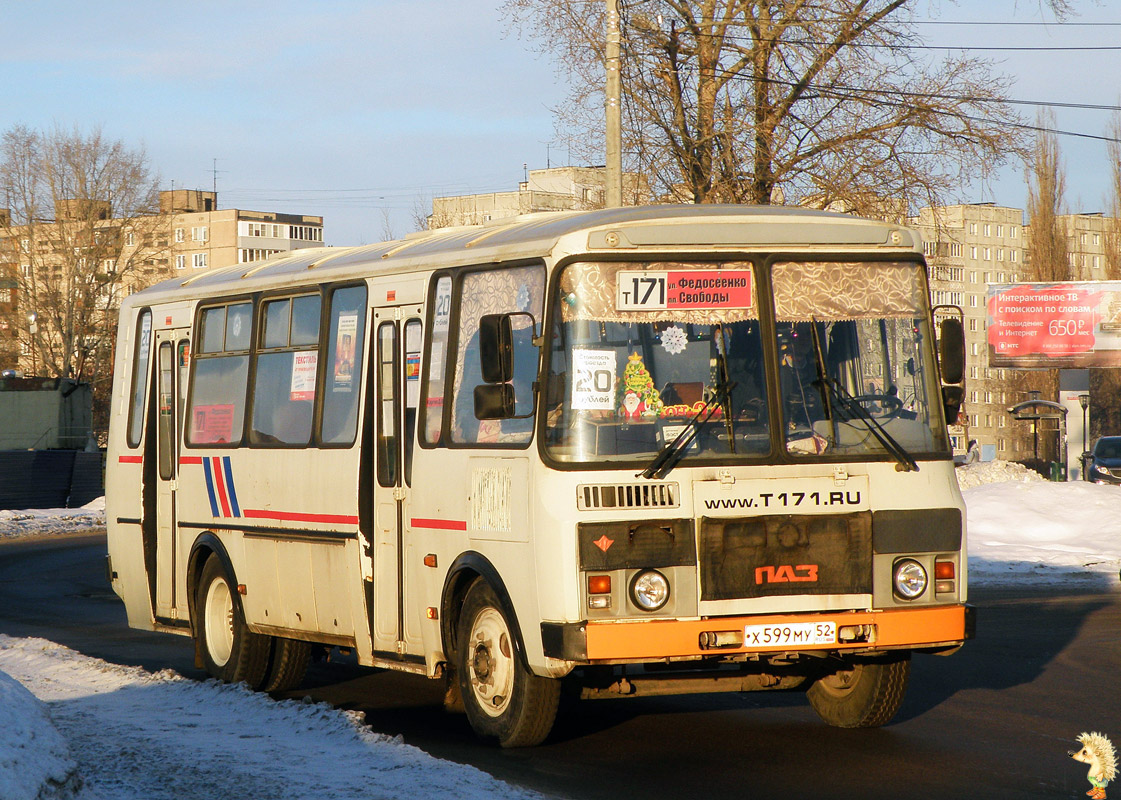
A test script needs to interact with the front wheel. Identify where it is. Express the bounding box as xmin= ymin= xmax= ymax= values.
xmin=196 ymin=556 xmax=270 ymax=688
xmin=806 ymin=654 xmax=911 ymax=728
xmin=455 ymin=580 xmax=560 ymax=747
